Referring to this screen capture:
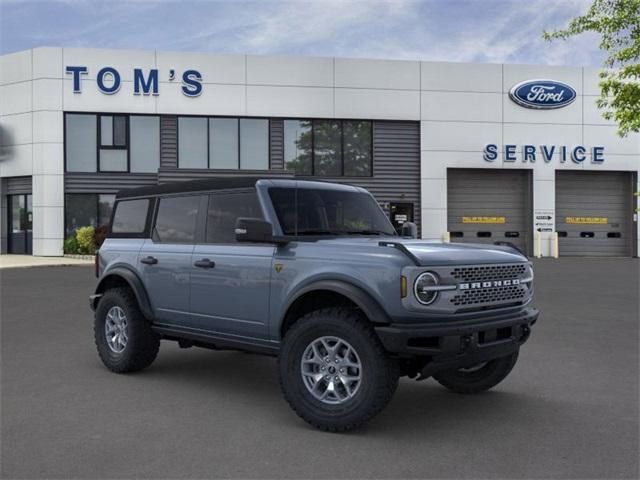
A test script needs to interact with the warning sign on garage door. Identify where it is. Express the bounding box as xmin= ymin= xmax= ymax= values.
xmin=565 ymin=217 xmax=608 ymax=224
xmin=462 ymin=216 xmax=506 ymax=224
